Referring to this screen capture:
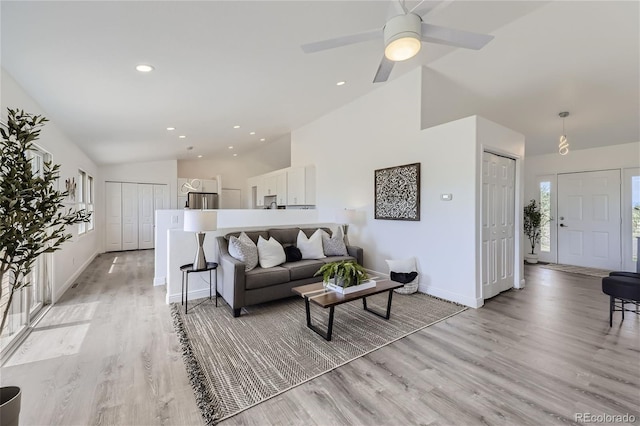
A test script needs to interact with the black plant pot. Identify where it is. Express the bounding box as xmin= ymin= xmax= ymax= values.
xmin=0 ymin=386 xmax=21 ymax=426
